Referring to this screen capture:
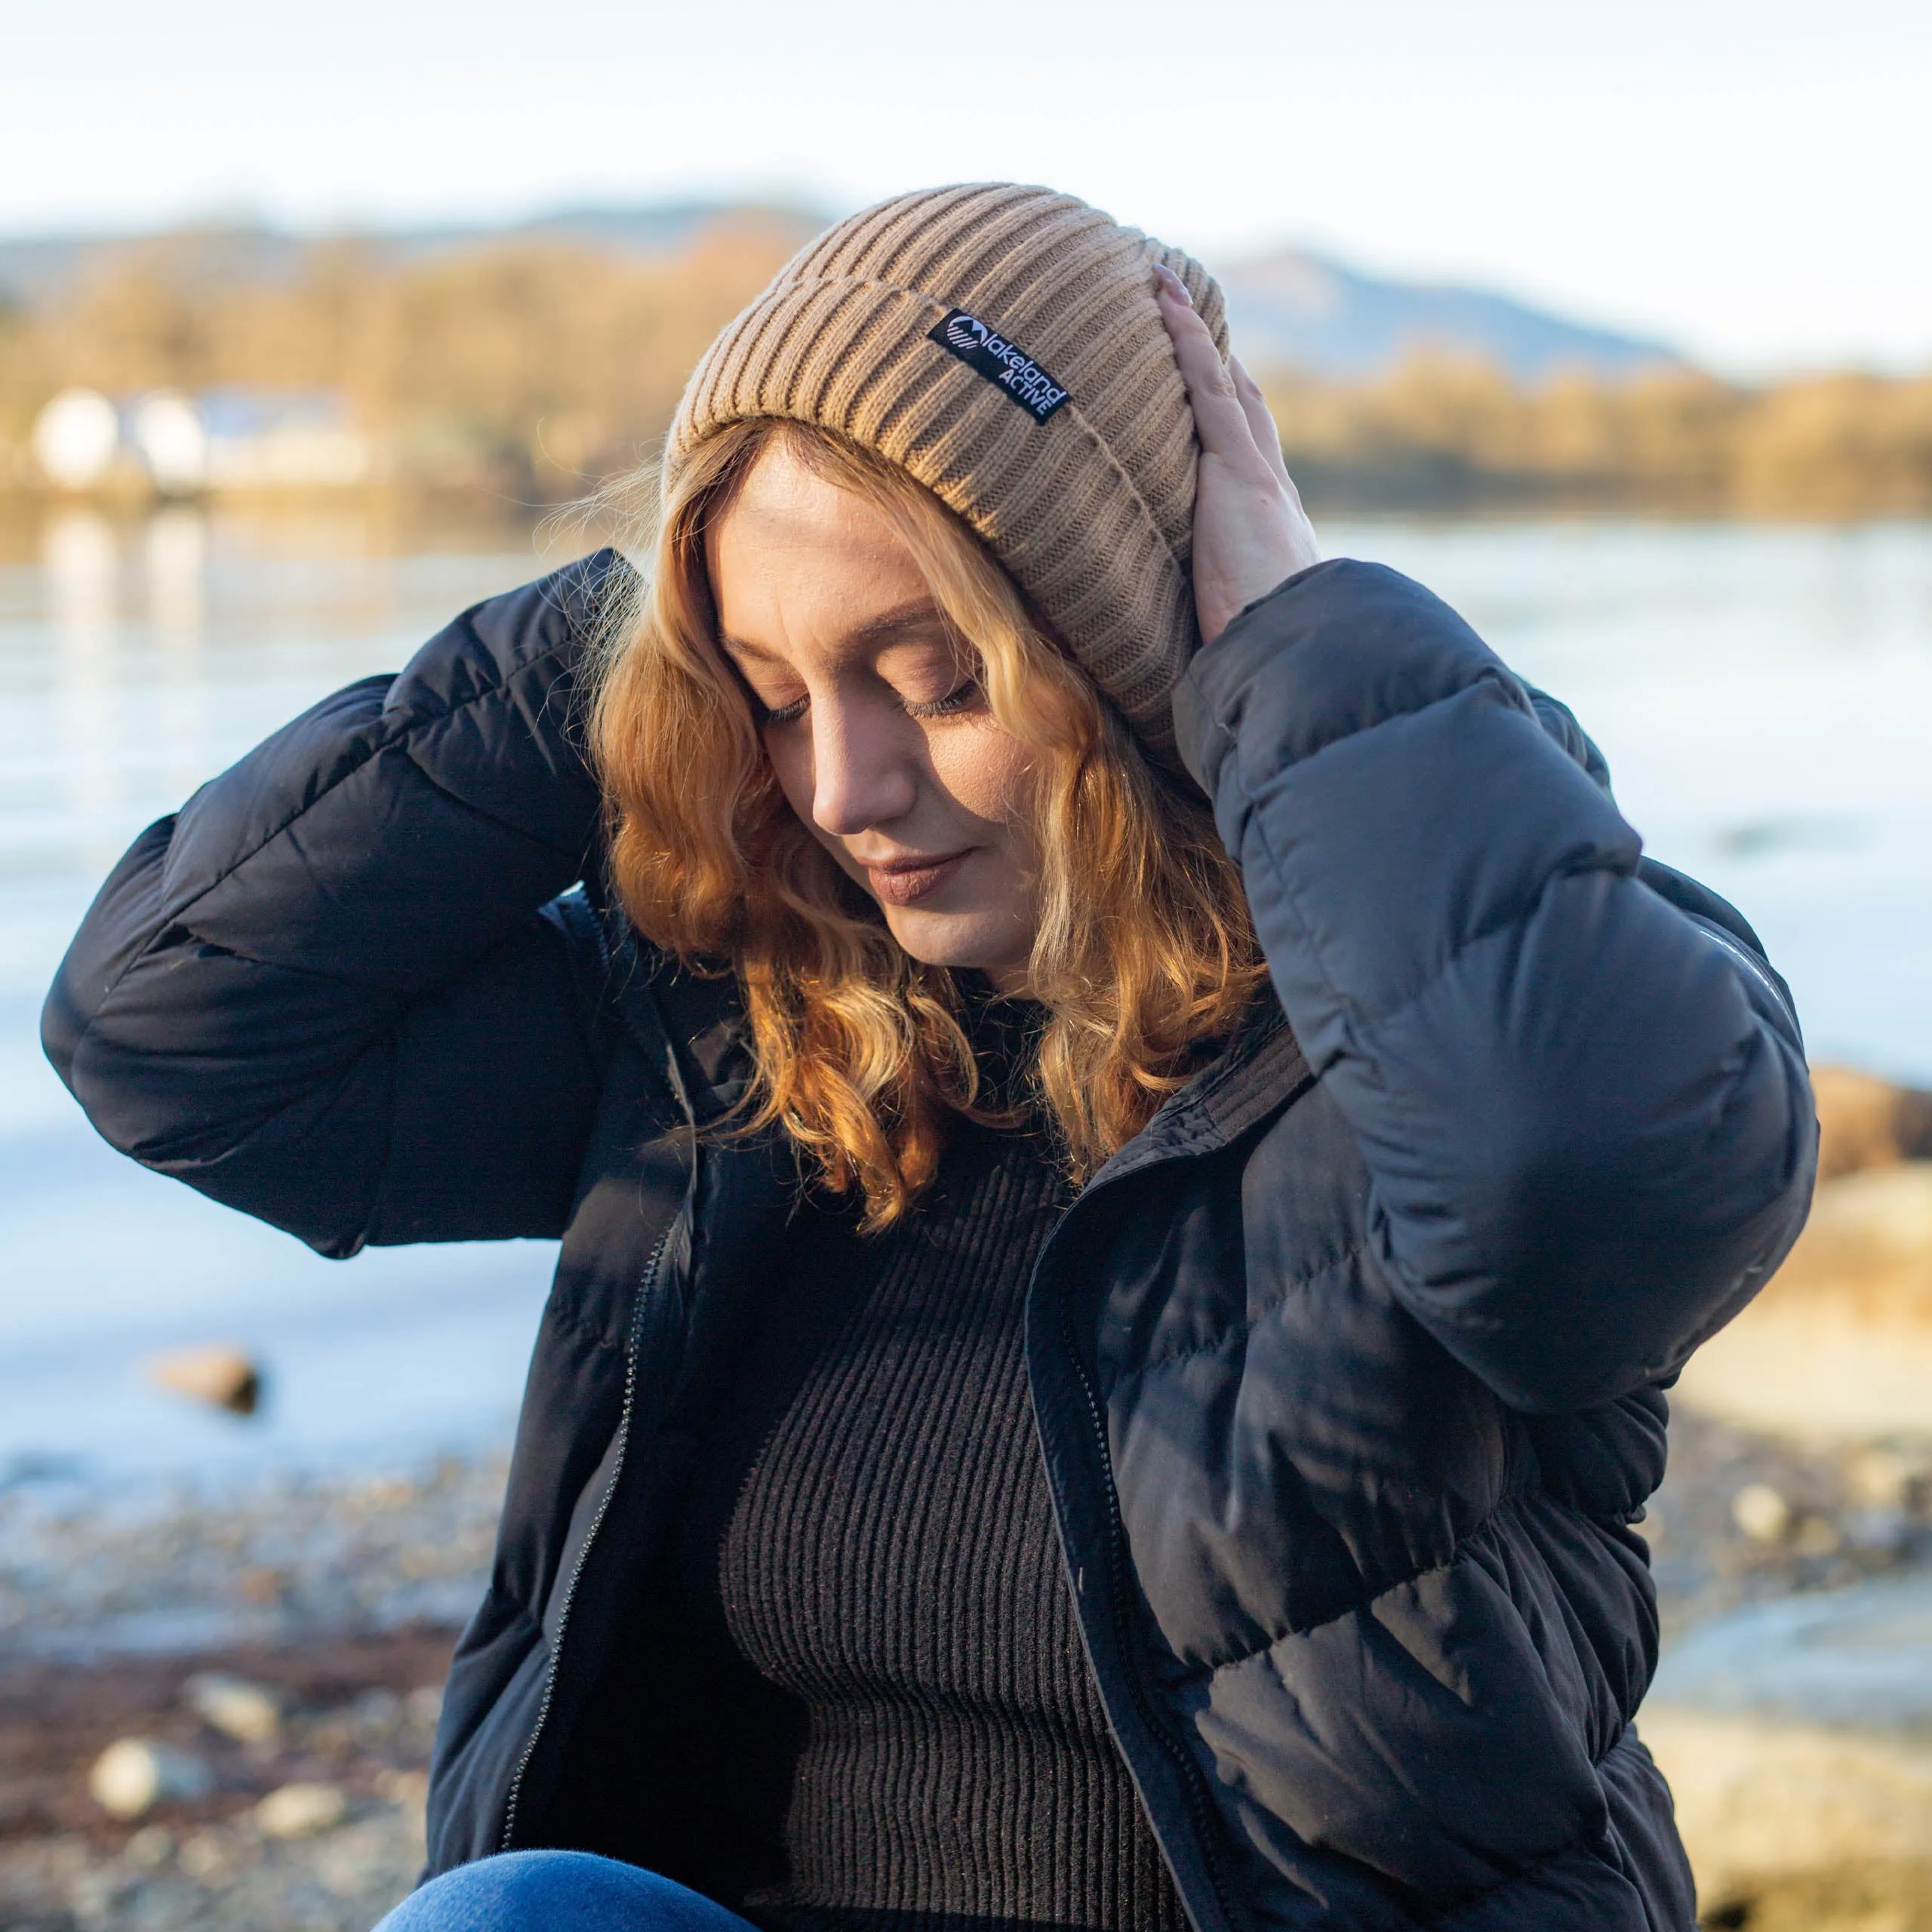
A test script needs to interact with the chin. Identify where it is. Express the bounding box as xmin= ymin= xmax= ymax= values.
xmin=882 ymin=906 xmax=1031 ymax=982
